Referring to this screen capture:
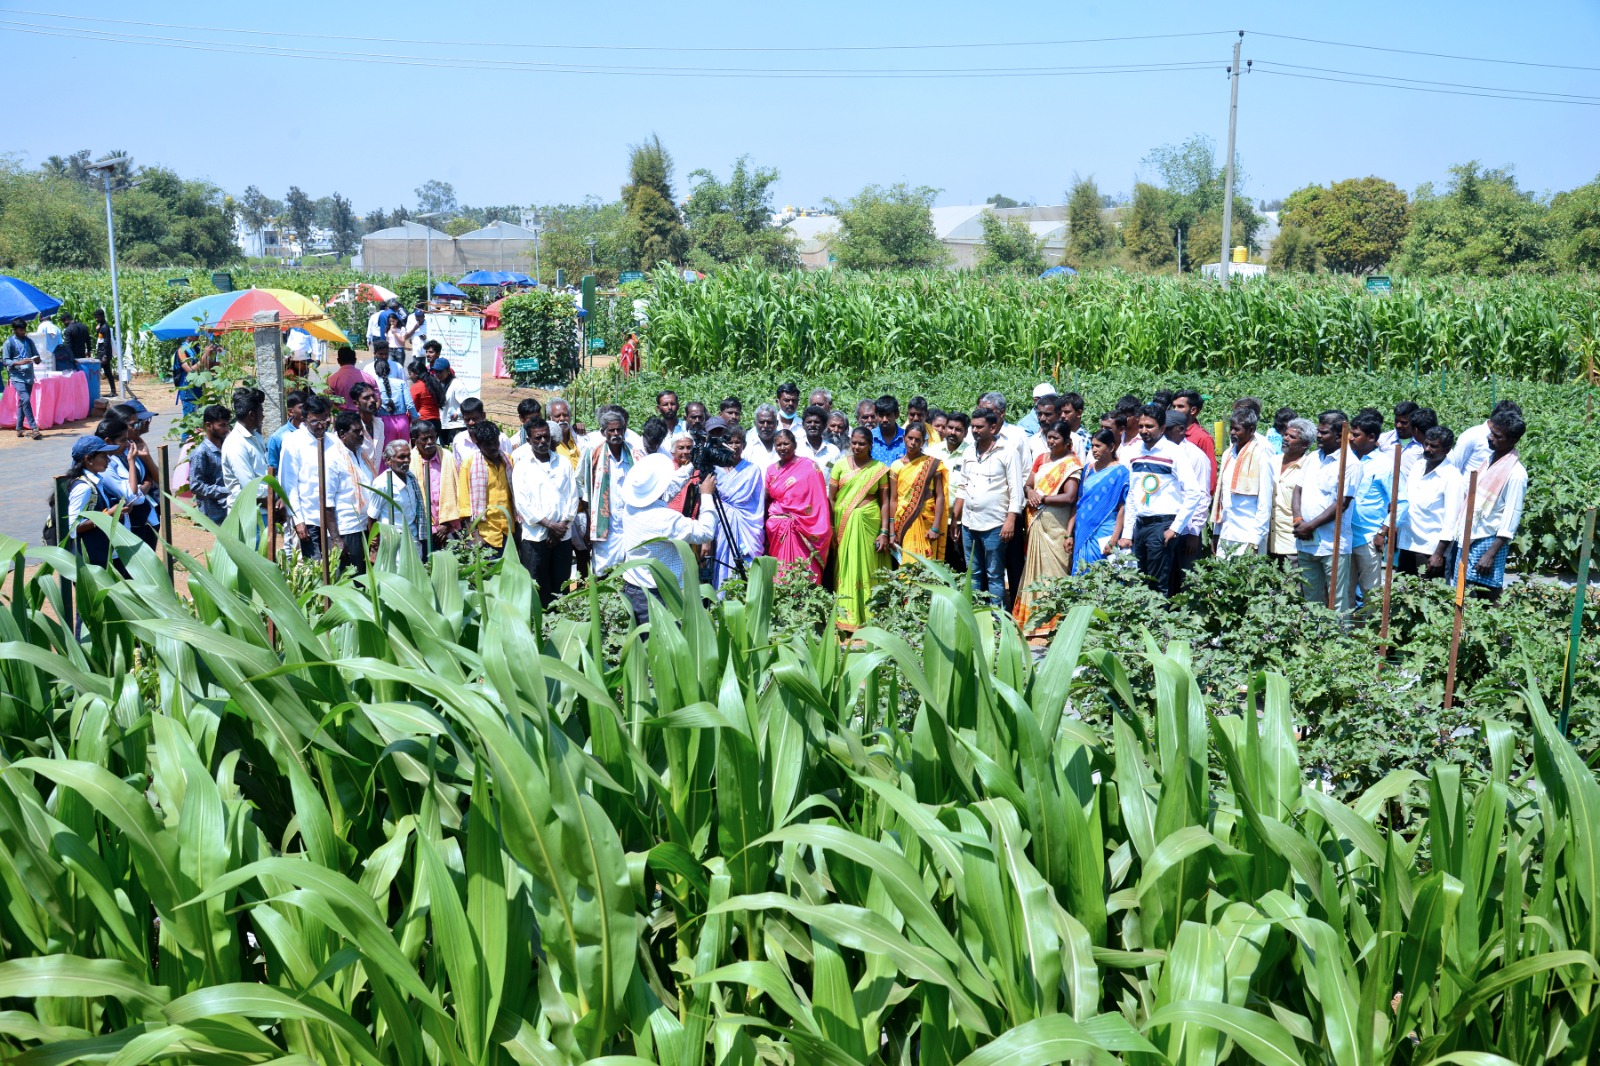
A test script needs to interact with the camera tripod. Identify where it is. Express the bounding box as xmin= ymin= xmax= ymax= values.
xmin=684 ymin=476 xmax=750 ymax=583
